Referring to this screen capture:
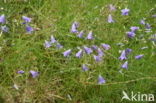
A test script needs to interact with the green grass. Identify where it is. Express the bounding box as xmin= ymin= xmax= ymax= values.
xmin=0 ymin=0 xmax=156 ymax=103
